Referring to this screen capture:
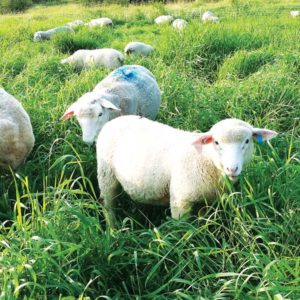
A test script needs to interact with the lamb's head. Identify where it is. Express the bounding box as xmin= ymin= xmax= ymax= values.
xmin=193 ymin=119 xmax=278 ymax=181
xmin=33 ymin=31 xmax=44 ymax=41
xmin=62 ymin=91 xmax=120 ymax=144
